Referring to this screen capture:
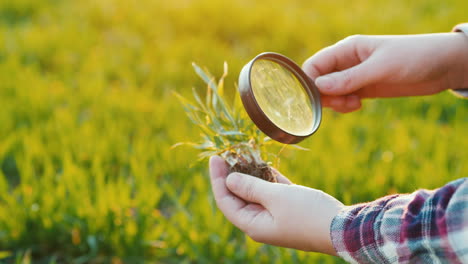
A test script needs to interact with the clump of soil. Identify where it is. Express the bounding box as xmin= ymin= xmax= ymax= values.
xmin=225 ymin=155 xmax=277 ymax=183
